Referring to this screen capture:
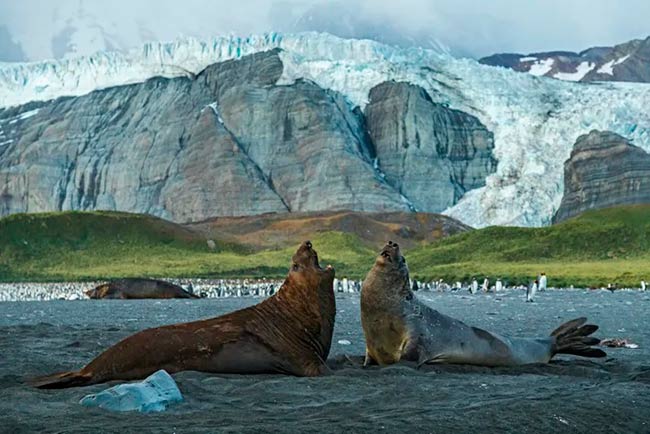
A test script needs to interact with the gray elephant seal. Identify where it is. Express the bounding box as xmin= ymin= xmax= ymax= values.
xmin=360 ymin=241 xmax=606 ymax=367
xmin=32 ymin=241 xmax=335 ymax=388
xmin=86 ymin=278 xmax=198 ymax=299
